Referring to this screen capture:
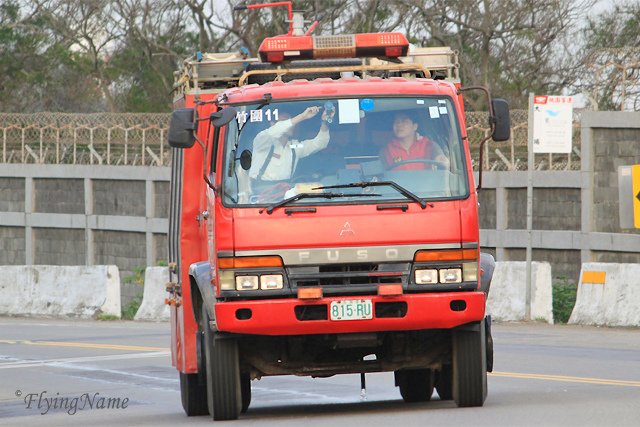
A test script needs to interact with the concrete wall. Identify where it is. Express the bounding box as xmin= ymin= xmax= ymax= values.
xmin=480 ymin=111 xmax=640 ymax=284
xmin=1 ymin=112 xmax=639 ymax=297
xmin=592 ymin=128 xmax=640 ymax=234
xmin=487 ymin=261 xmax=553 ymax=323
xmin=0 ymin=226 xmax=26 ymax=265
xmin=134 ymin=267 xmax=170 ymax=321
xmin=0 ymin=165 xmax=170 ymax=307
xmin=0 ymin=265 xmax=121 ymax=318
xmin=569 ymin=263 xmax=640 ymax=327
